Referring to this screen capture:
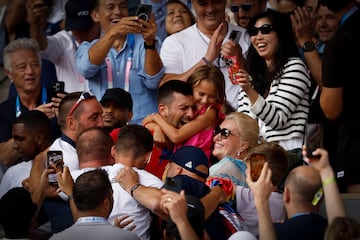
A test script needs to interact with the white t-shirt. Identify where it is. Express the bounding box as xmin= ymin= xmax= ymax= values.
xmin=160 ymin=23 xmax=250 ymax=109
xmin=0 ymin=160 xmax=32 ymax=198
xmin=107 ymin=163 xmax=163 ymax=240
xmin=236 ymin=186 xmax=285 ymax=237
xmin=41 ymin=30 xmax=89 ymax=93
